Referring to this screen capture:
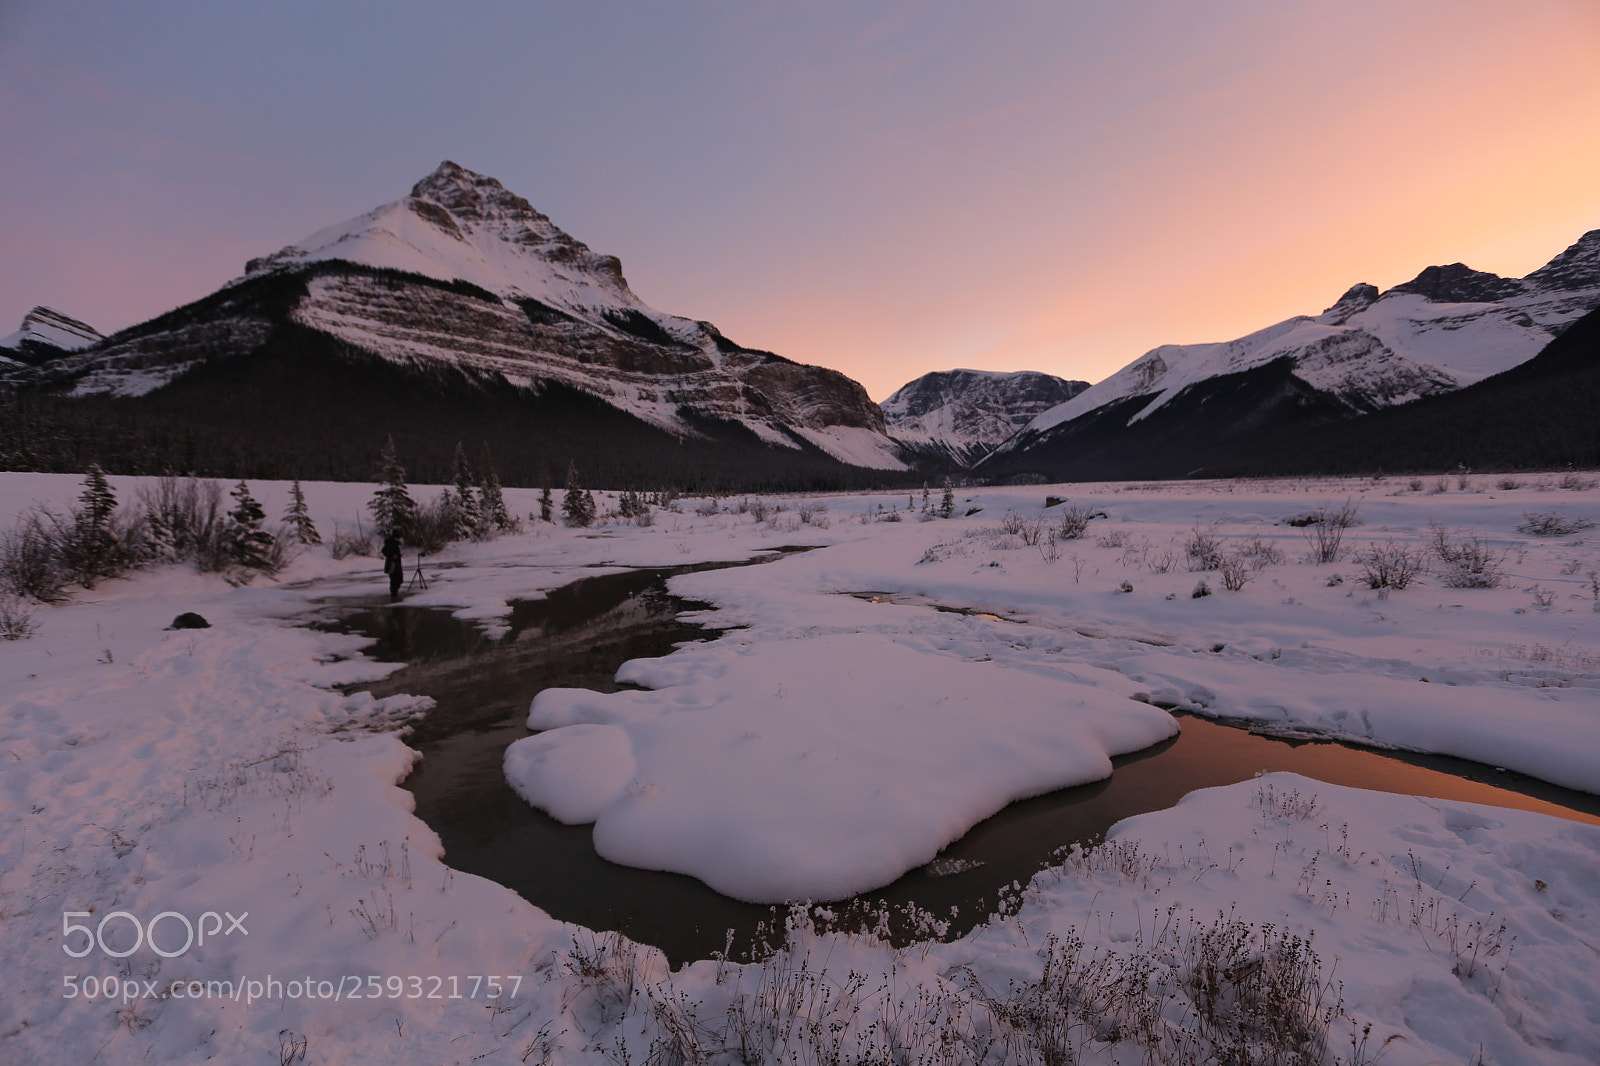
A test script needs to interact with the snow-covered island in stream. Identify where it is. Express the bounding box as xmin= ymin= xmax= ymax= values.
xmin=3 ymin=470 xmax=1598 ymax=1064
